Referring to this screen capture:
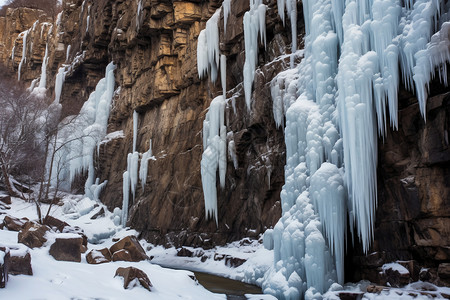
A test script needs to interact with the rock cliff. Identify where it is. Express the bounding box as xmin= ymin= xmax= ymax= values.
xmin=0 ymin=0 xmax=449 ymax=287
